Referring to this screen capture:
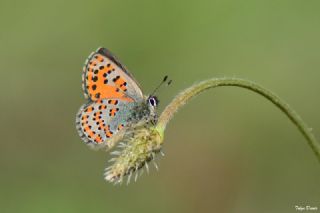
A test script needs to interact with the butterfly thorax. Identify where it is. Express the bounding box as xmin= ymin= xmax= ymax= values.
xmin=127 ymin=98 xmax=158 ymax=125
